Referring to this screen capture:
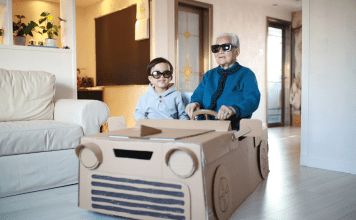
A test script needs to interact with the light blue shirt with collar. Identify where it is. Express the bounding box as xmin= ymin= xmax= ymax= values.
xmin=134 ymin=83 xmax=190 ymax=121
